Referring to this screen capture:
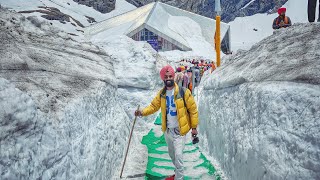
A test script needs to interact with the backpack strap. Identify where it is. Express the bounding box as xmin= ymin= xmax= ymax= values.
xmin=177 ymin=86 xmax=187 ymax=109
xmin=160 ymin=87 xmax=166 ymax=98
